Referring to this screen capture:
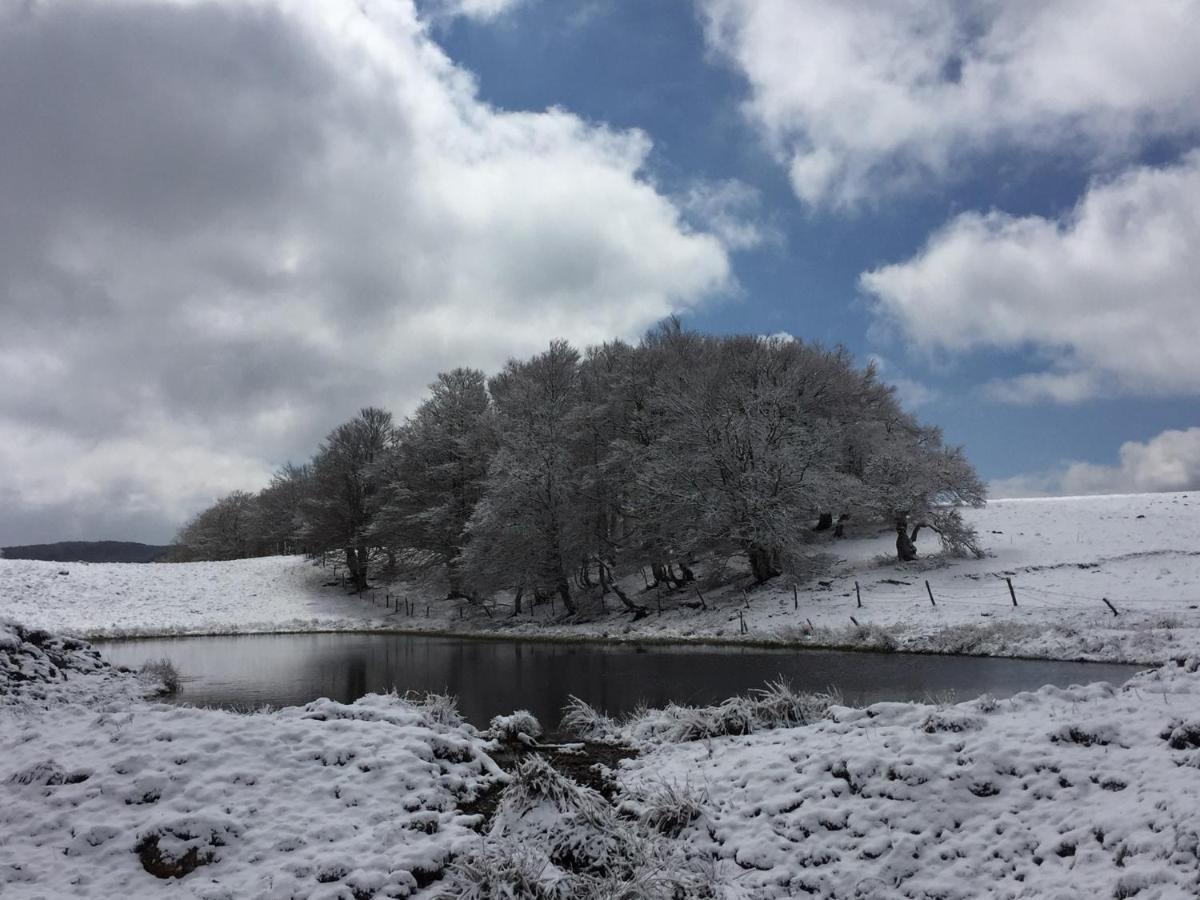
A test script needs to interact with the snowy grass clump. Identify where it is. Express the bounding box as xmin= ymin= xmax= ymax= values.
xmin=625 ymin=679 xmax=838 ymax=744
xmin=488 ymin=709 xmax=543 ymax=746
xmin=559 ymin=694 xmax=616 ymax=739
xmin=138 ymin=657 xmax=181 ymax=695
xmin=442 ymin=754 xmax=721 ymax=899
xmin=402 ymin=690 xmax=463 ymax=726
xmin=630 ymin=780 xmax=708 ymax=838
